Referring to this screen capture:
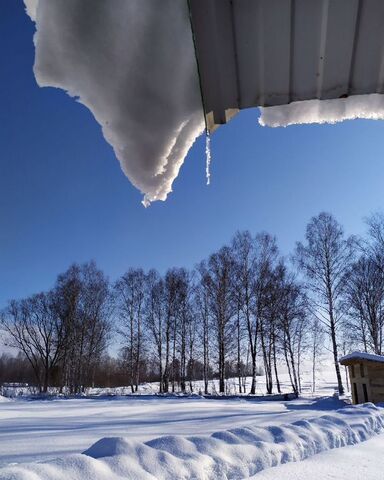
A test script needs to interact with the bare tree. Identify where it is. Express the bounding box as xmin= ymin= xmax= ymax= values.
xmin=232 ymin=231 xmax=278 ymax=394
xmin=204 ymin=247 xmax=235 ymax=393
xmin=163 ymin=268 xmax=184 ymax=393
xmin=366 ymin=212 xmax=384 ymax=271
xmin=114 ymin=268 xmax=146 ymax=392
xmin=1 ymin=292 xmax=63 ymax=392
xmin=232 ymin=231 xmax=257 ymax=394
xmin=345 ymin=256 xmax=384 ymax=355
xmin=310 ymin=316 xmax=325 ymax=394
xmin=277 ymin=269 xmax=308 ymax=397
xmin=254 ymin=234 xmax=279 ymax=395
xmin=296 ymin=212 xmax=355 ymax=395
xmin=53 ymin=262 xmax=111 ymax=393
xmin=144 ymin=270 xmax=166 ymax=393
xmin=195 ymin=263 xmax=211 ymax=394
